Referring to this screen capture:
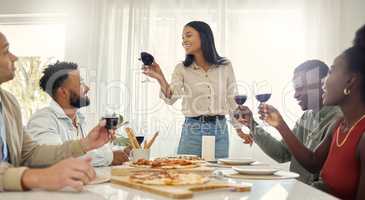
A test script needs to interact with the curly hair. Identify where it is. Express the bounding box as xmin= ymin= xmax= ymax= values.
xmin=39 ymin=61 xmax=78 ymax=98
xmin=344 ymin=24 xmax=365 ymax=101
